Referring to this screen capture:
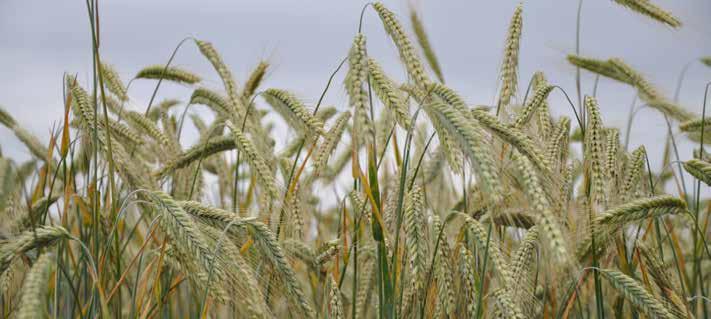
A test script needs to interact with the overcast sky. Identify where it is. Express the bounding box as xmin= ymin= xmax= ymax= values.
xmin=1 ymin=0 xmax=710 ymax=174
